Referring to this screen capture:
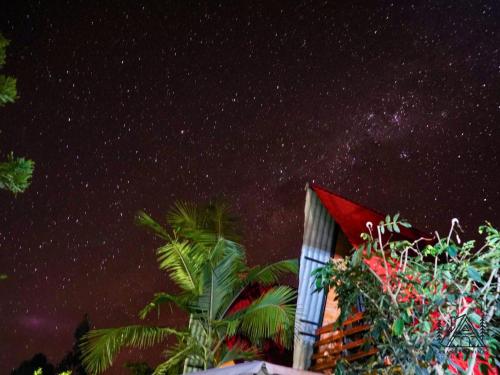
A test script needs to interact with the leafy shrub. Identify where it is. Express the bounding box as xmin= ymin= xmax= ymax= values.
xmin=313 ymin=216 xmax=499 ymax=374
